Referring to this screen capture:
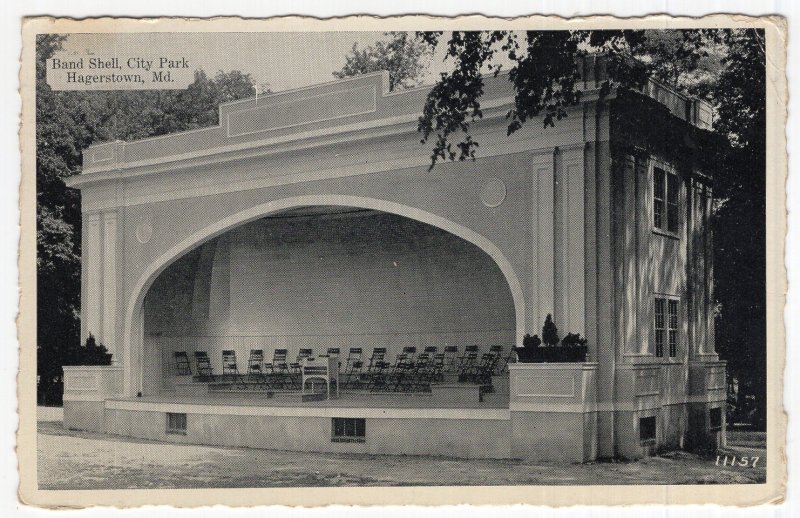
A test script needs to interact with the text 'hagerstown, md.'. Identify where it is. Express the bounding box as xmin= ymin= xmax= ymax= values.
xmin=47 ymin=54 xmax=194 ymax=90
